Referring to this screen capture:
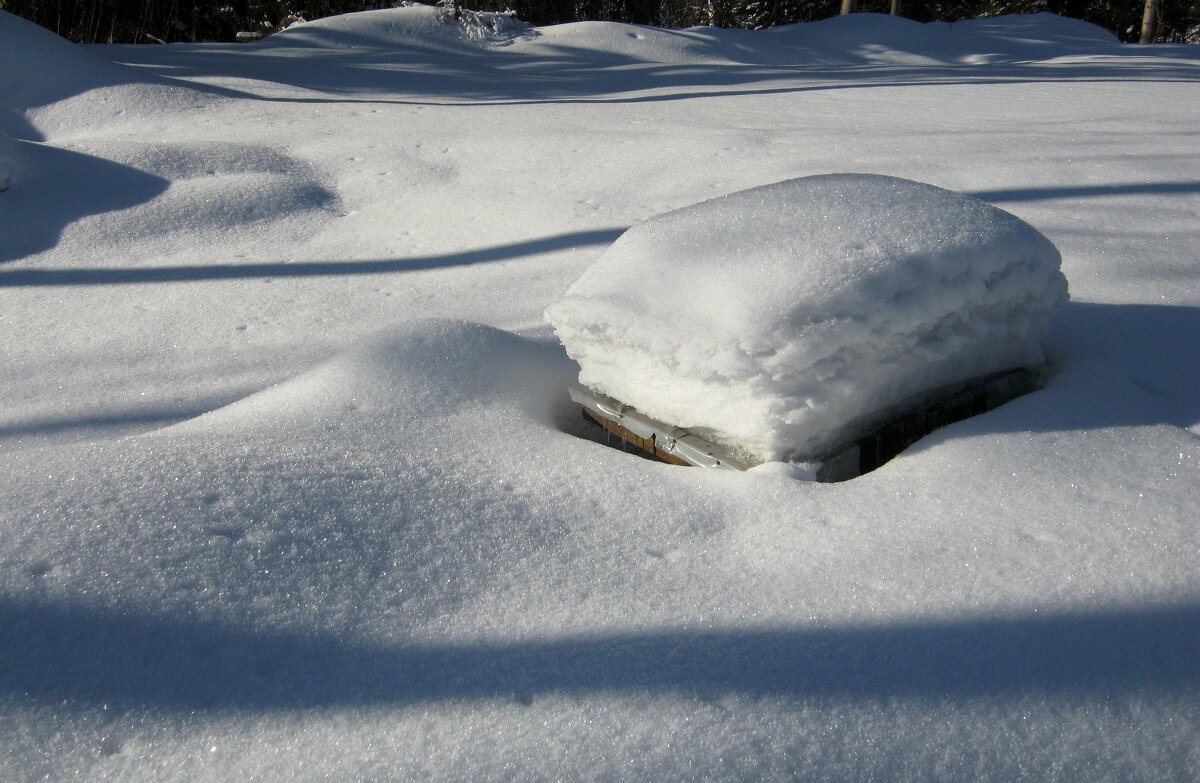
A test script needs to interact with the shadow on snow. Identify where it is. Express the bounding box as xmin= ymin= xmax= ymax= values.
xmin=1 ymin=596 xmax=1195 ymax=711
xmin=896 ymin=302 xmax=1200 ymax=450
xmin=3 ymin=176 xmax=1196 ymax=284
xmin=0 ymin=143 xmax=169 ymax=264
xmin=0 ymin=228 xmax=626 ymax=285
xmin=967 ymin=180 xmax=1200 ymax=203
xmin=94 ymin=28 xmax=1200 ymax=109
